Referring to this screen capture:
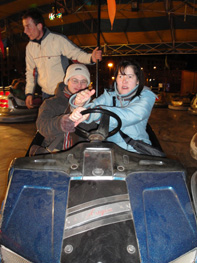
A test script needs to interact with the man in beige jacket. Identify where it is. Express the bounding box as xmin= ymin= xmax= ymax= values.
xmin=22 ymin=8 xmax=102 ymax=109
